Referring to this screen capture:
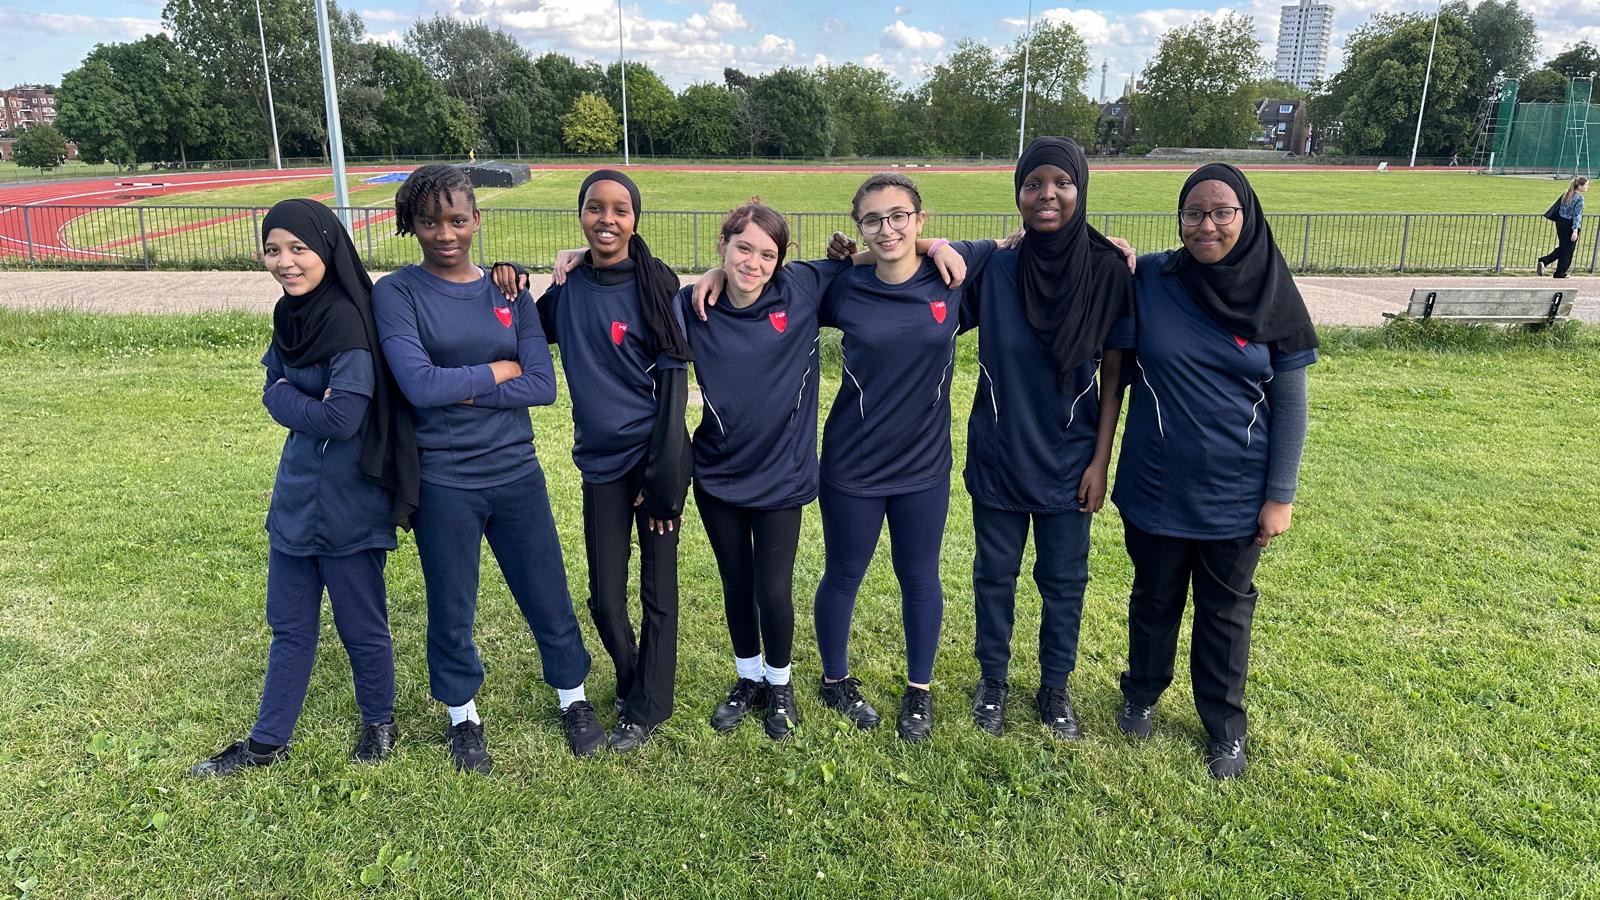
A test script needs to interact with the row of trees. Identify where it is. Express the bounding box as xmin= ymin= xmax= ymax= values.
xmin=41 ymin=0 xmax=1590 ymax=169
